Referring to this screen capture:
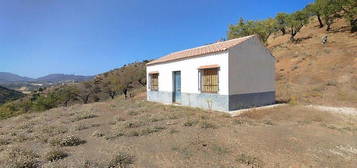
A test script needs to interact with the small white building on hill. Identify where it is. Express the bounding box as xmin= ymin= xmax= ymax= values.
xmin=146 ymin=35 xmax=275 ymax=112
